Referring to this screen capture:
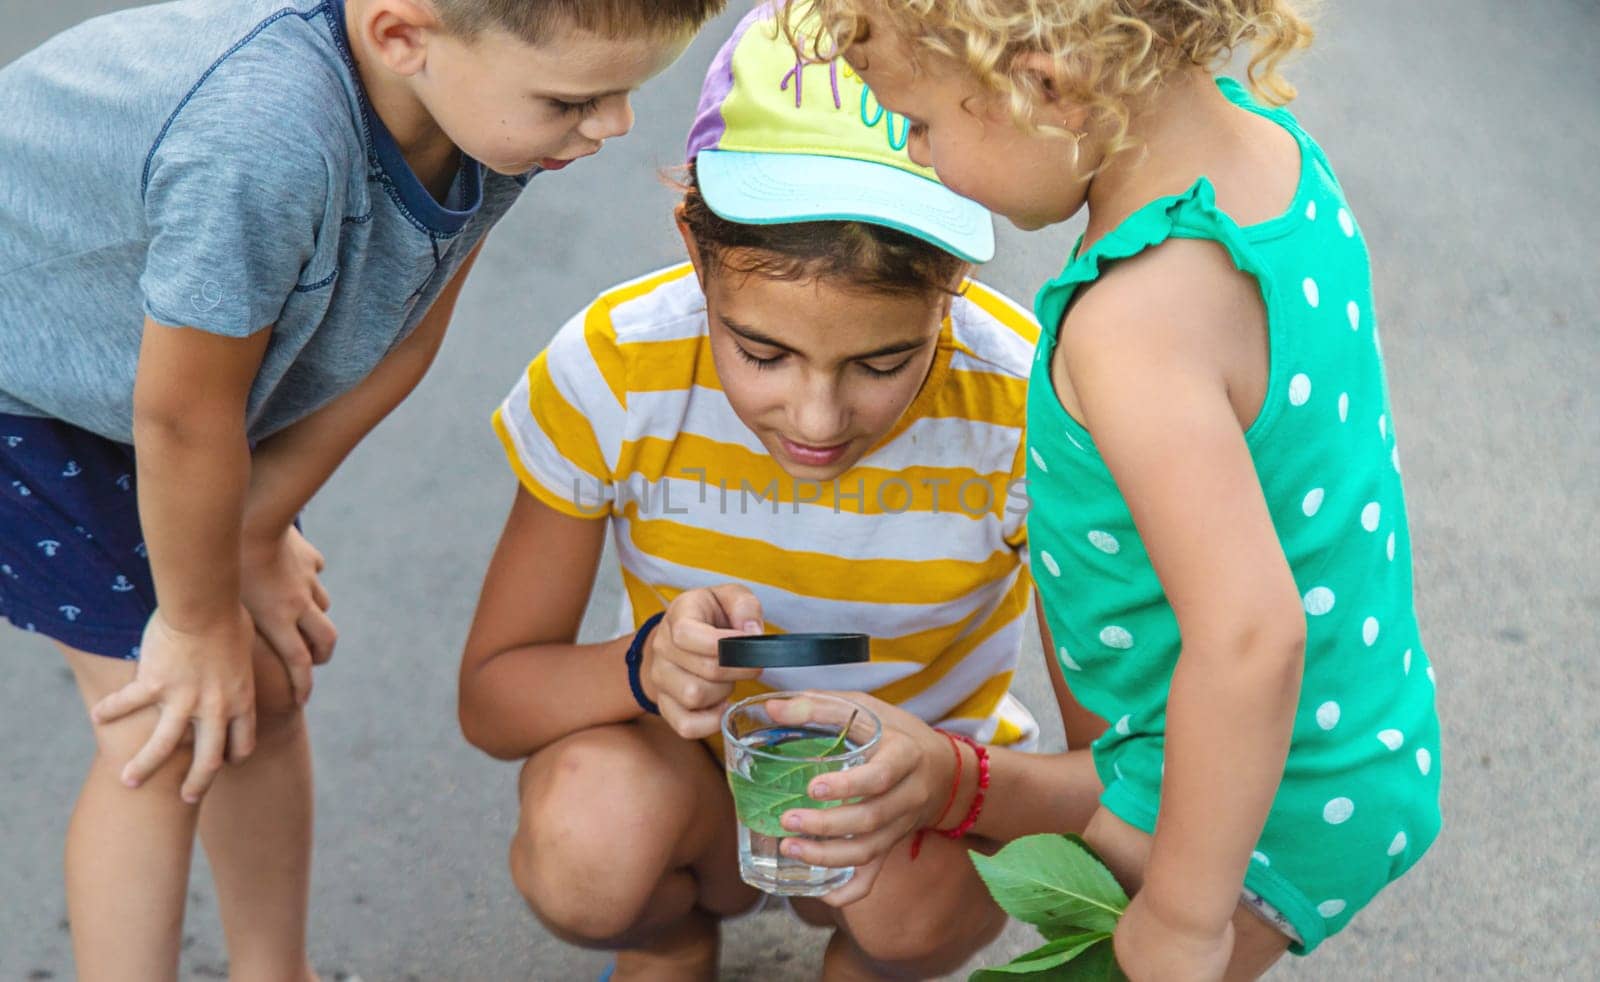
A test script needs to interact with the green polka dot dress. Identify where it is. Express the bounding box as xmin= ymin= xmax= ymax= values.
xmin=1026 ymin=78 xmax=1442 ymax=954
